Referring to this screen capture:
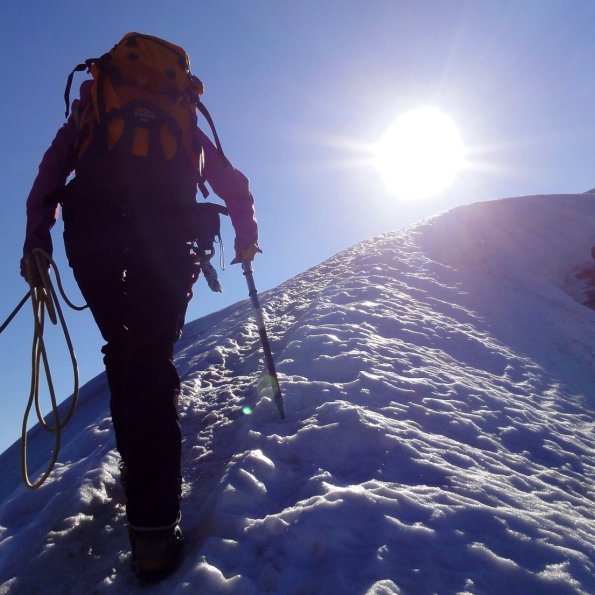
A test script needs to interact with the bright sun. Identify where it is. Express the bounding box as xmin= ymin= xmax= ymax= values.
xmin=373 ymin=107 xmax=466 ymax=200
